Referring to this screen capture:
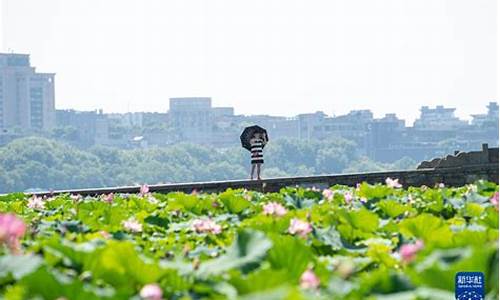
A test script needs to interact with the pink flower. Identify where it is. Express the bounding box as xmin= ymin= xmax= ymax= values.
xmin=262 ymin=202 xmax=287 ymax=217
xmin=343 ymin=191 xmax=353 ymax=204
xmin=192 ymin=219 xmax=222 ymax=235
xmin=300 ymin=268 xmax=320 ymax=289
xmin=122 ymin=218 xmax=143 ymax=233
xmin=140 ymin=184 xmax=149 ymax=196
xmin=99 ymin=230 xmax=112 ymax=239
xmin=140 ymin=283 xmax=163 ymax=300
xmin=491 ymin=192 xmax=499 ymax=210
xmin=322 ymin=189 xmax=334 ymax=201
xmin=27 ymin=195 xmax=45 ymax=210
xmin=386 ymin=177 xmax=402 ymax=188
xmin=288 ymin=218 xmax=312 ymax=238
xmin=0 ymin=213 xmax=26 ymax=253
xmin=438 ymin=183 xmax=445 ymax=188
xmin=103 ymin=193 xmax=114 ymax=203
xmin=399 ymin=240 xmax=424 ymax=263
